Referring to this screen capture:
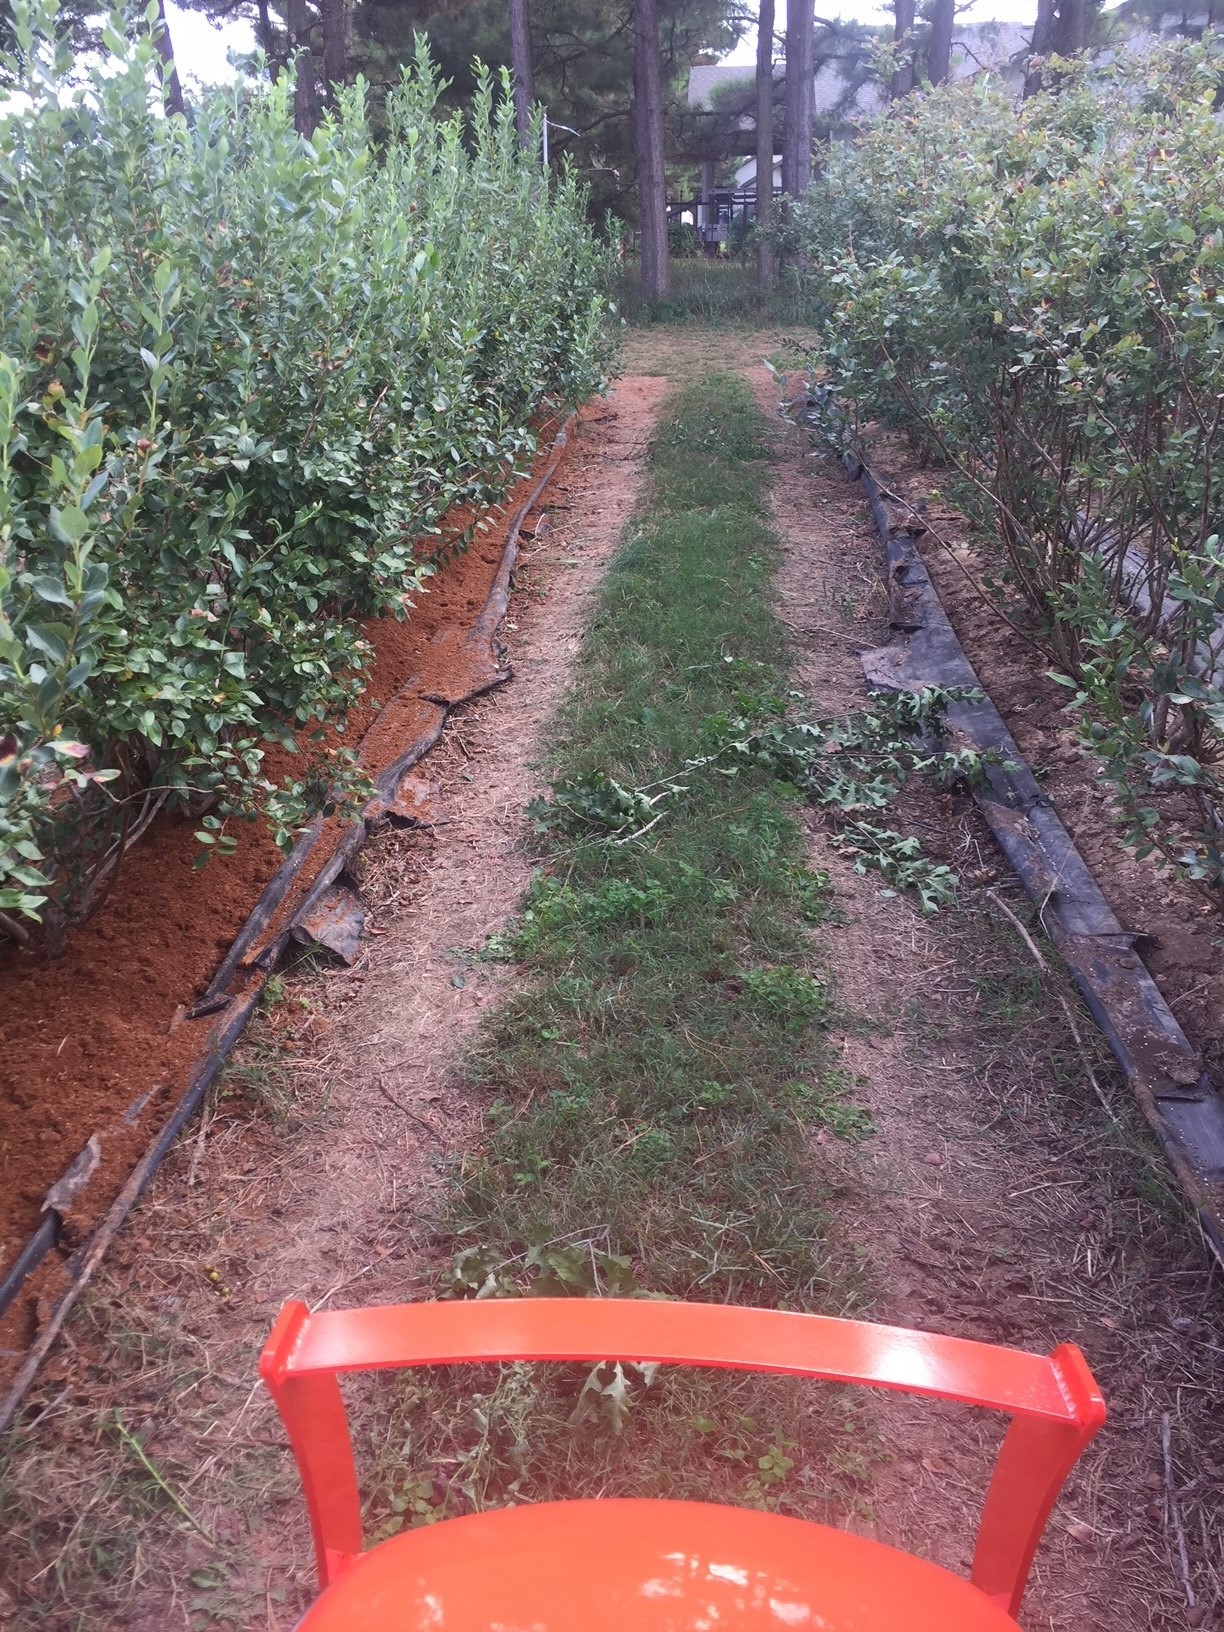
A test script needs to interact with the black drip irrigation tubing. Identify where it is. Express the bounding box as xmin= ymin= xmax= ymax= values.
xmin=824 ymin=424 xmax=1224 ymax=1265
xmin=0 ymin=413 xmax=576 ymax=1431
